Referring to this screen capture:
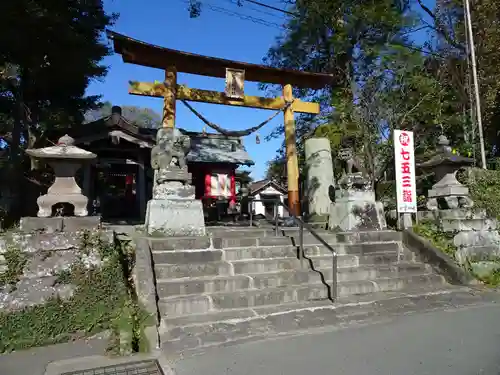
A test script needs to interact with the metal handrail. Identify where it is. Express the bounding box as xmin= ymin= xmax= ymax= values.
xmin=242 ymin=196 xmax=338 ymax=301
xmin=277 ymin=201 xmax=338 ymax=302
